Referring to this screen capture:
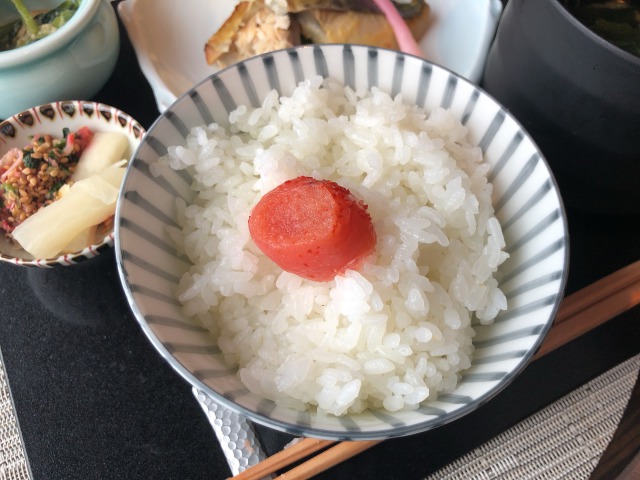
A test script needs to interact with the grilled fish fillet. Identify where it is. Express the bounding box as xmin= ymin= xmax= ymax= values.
xmin=205 ymin=0 xmax=430 ymax=67
xmin=296 ymin=5 xmax=430 ymax=49
xmin=205 ymin=2 xmax=300 ymax=66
